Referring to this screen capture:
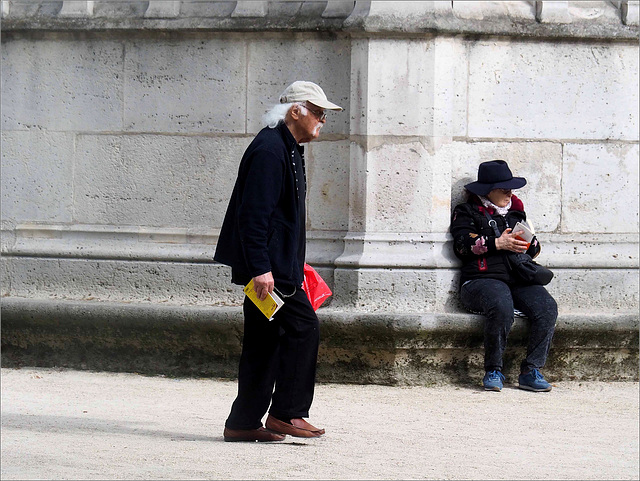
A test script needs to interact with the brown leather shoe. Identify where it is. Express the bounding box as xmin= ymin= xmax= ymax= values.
xmin=265 ymin=415 xmax=325 ymax=438
xmin=223 ymin=426 xmax=286 ymax=442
